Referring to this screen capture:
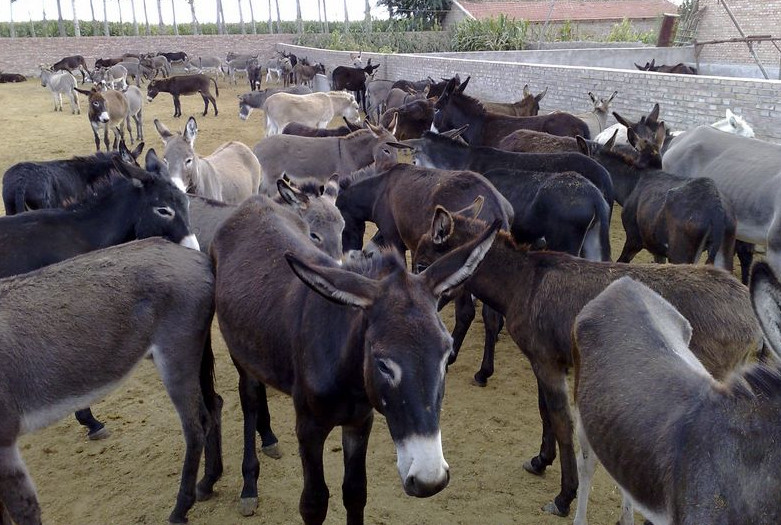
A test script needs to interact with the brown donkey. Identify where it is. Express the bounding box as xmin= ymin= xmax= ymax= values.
xmin=573 ymin=268 xmax=781 ymax=524
xmin=412 ymin=210 xmax=762 ymax=517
